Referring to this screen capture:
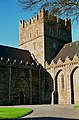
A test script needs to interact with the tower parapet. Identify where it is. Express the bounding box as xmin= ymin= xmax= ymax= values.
xmin=19 ymin=8 xmax=71 ymax=29
xmin=19 ymin=8 xmax=45 ymax=28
